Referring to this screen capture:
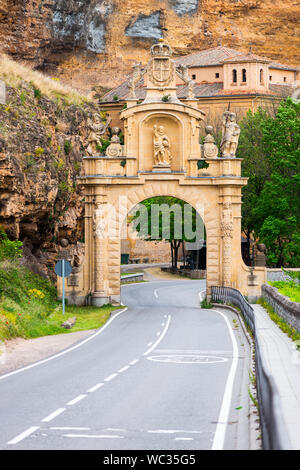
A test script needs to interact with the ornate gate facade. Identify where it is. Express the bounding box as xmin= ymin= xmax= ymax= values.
xmin=58 ymin=40 xmax=266 ymax=305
